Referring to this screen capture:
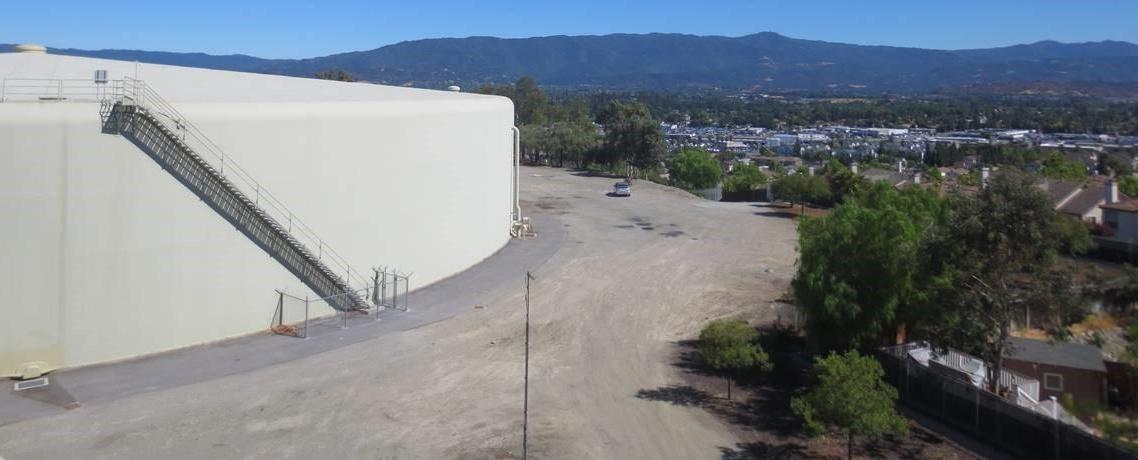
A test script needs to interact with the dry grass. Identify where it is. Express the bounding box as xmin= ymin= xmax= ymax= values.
xmin=1071 ymin=312 xmax=1120 ymax=334
xmin=1014 ymin=328 xmax=1051 ymax=340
